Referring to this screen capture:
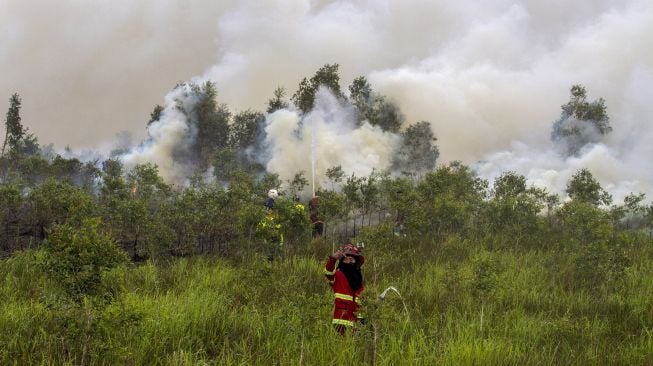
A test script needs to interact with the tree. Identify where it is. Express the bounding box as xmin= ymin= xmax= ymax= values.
xmin=316 ymin=189 xmax=347 ymax=239
xmin=349 ymin=76 xmax=372 ymax=108
xmin=326 ymin=165 xmax=345 ymax=190
xmin=287 ymin=171 xmax=308 ymax=199
xmin=611 ymin=192 xmax=648 ymax=229
xmin=349 ymin=76 xmax=403 ymax=132
xmin=101 ymin=163 xmax=172 ymax=261
xmin=126 ymin=163 xmax=169 ymax=201
xmin=492 ymin=171 xmax=526 ymax=199
xmin=212 ymin=148 xmax=241 ymax=182
xmin=266 ymin=87 xmax=289 ymax=114
xmin=27 ymin=178 xmax=95 ymax=240
xmin=291 ymin=64 xmax=343 ymax=114
xmin=147 ymin=104 xmax=164 ymax=126
xmin=566 ymin=168 xmax=612 ymax=206
xmin=41 ymin=218 xmax=128 ymax=301
xmin=556 ymin=199 xmax=629 ymax=291
xmin=484 ymin=172 xmax=546 ymax=247
xmin=359 ymin=172 xmax=380 ymax=226
xmin=226 ymin=110 xmax=267 ymax=175
xmin=2 ymin=93 xmax=25 ymax=159
xmin=339 ymin=173 xmax=366 ymax=236
xmin=412 ymin=162 xmax=488 ymax=237
xmin=378 ymin=173 xmax=416 ymax=224
xmin=170 ymin=82 xmax=231 ymax=171
xmin=229 ymin=110 xmax=265 ymax=150
xmin=15 ymin=155 xmax=50 ymax=186
xmin=100 ymin=159 xmax=128 ymax=199
xmin=0 ymin=184 xmax=21 ymax=252
xmin=392 ymin=121 xmax=439 ymax=176
xmin=367 ymin=98 xmax=403 ymax=133
xmin=191 ymin=81 xmax=231 ymax=169
xmin=552 ymin=85 xmax=611 ymax=156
